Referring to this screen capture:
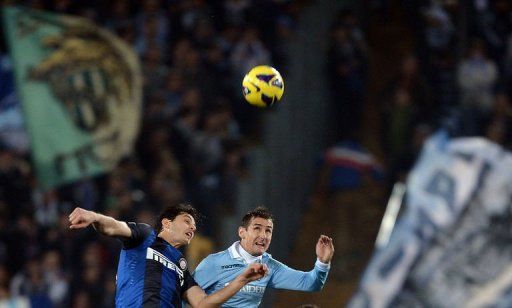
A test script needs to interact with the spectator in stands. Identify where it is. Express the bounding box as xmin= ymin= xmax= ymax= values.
xmin=472 ymin=0 xmax=511 ymax=66
xmin=41 ymin=250 xmax=68 ymax=307
xmin=10 ymin=258 xmax=53 ymax=307
xmin=223 ymin=0 xmax=251 ymax=26
xmin=486 ymin=91 xmax=512 ymax=147
xmin=141 ymin=47 xmax=168 ymax=99
xmin=231 ymin=26 xmax=271 ymax=78
xmin=134 ymin=0 xmax=169 ymax=55
xmin=428 ymin=50 xmax=458 ymax=108
xmin=457 ymin=38 xmax=498 ymax=111
xmin=163 ymin=68 xmax=185 ymax=116
xmin=33 ymin=189 xmax=60 ymax=228
xmin=0 ymin=284 xmax=31 ymax=308
xmin=327 ymin=21 xmax=368 ymax=140
xmin=422 ymin=3 xmax=454 ymax=55
xmin=105 ymin=0 xmax=133 ymax=33
xmin=382 ymin=54 xmax=433 ymax=122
